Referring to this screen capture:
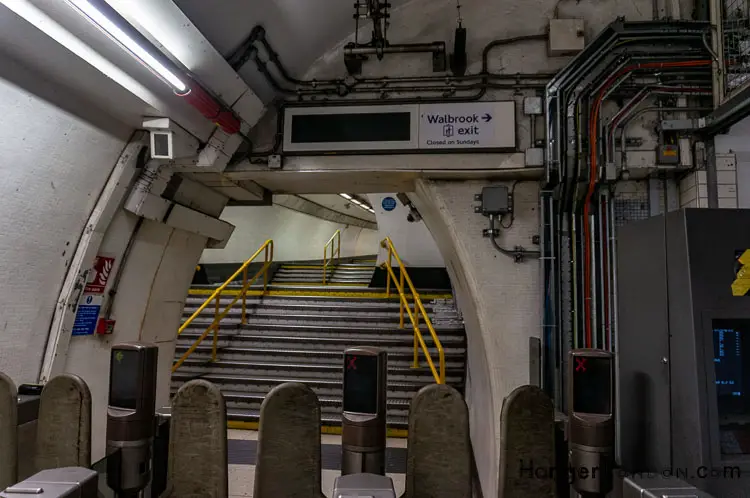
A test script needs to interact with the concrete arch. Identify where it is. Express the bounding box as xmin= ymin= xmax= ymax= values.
xmin=413 ymin=179 xmax=541 ymax=497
